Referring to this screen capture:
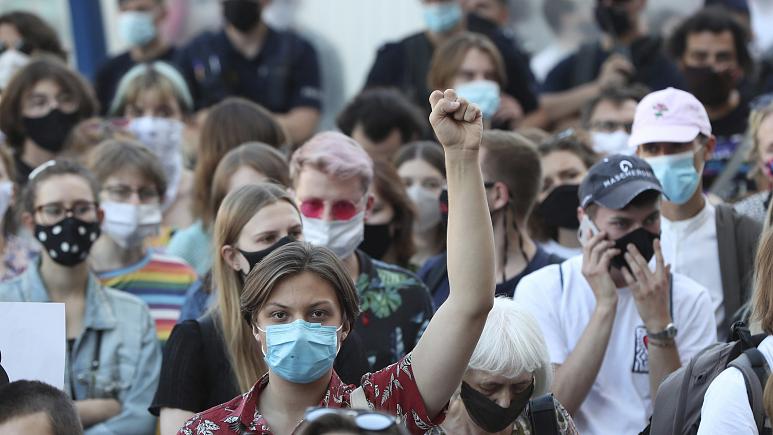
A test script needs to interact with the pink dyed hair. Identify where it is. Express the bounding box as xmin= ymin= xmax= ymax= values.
xmin=290 ymin=131 xmax=374 ymax=193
